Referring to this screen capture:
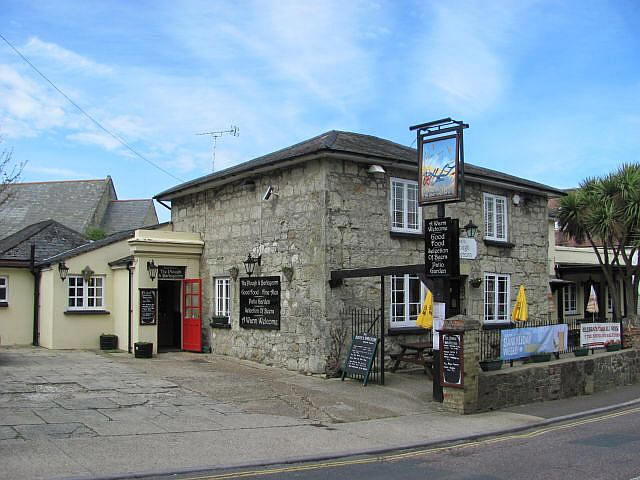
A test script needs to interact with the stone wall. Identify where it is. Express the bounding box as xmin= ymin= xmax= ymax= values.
xmin=171 ymin=159 xmax=330 ymax=373
xmin=476 ymin=350 xmax=640 ymax=412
